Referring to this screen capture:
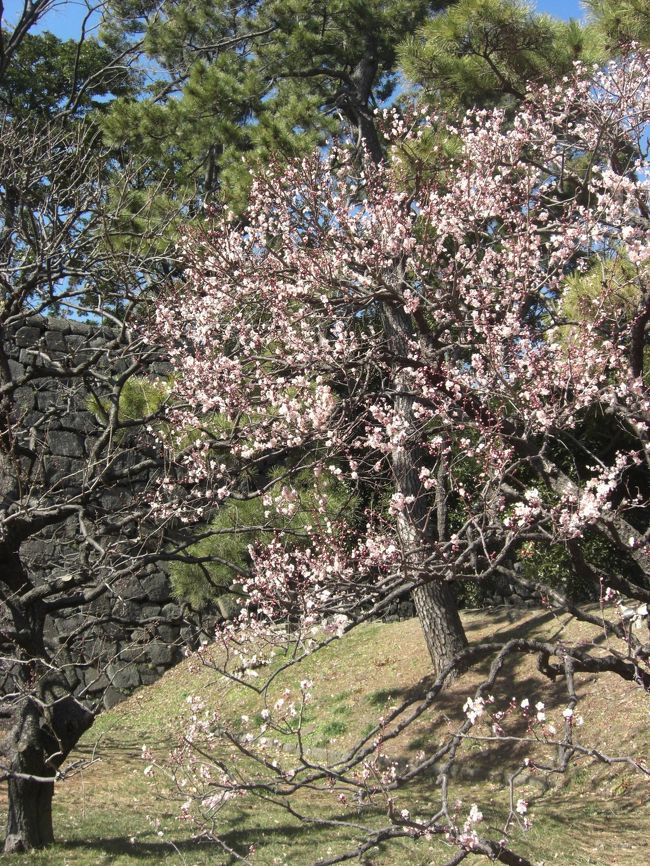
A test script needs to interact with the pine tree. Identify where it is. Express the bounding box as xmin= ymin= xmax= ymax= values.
xmin=399 ymin=0 xmax=603 ymax=112
xmin=586 ymin=0 xmax=650 ymax=48
xmin=101 ymin=0 xmax=447 ymax=211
